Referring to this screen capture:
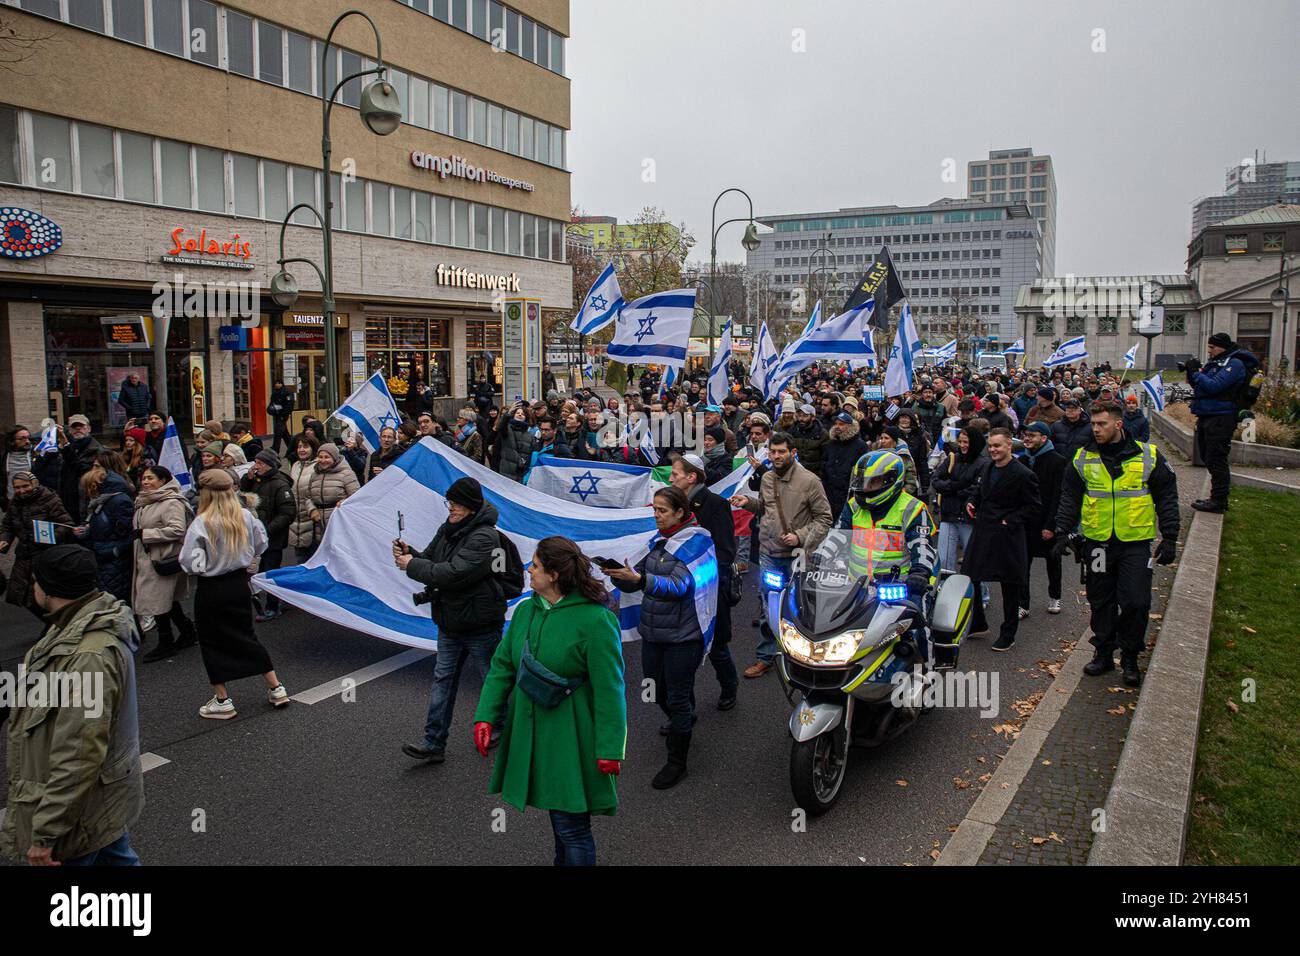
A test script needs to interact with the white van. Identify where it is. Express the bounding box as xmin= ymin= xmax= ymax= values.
xmin=975 ymin=351 xmax=1008 ymax=371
